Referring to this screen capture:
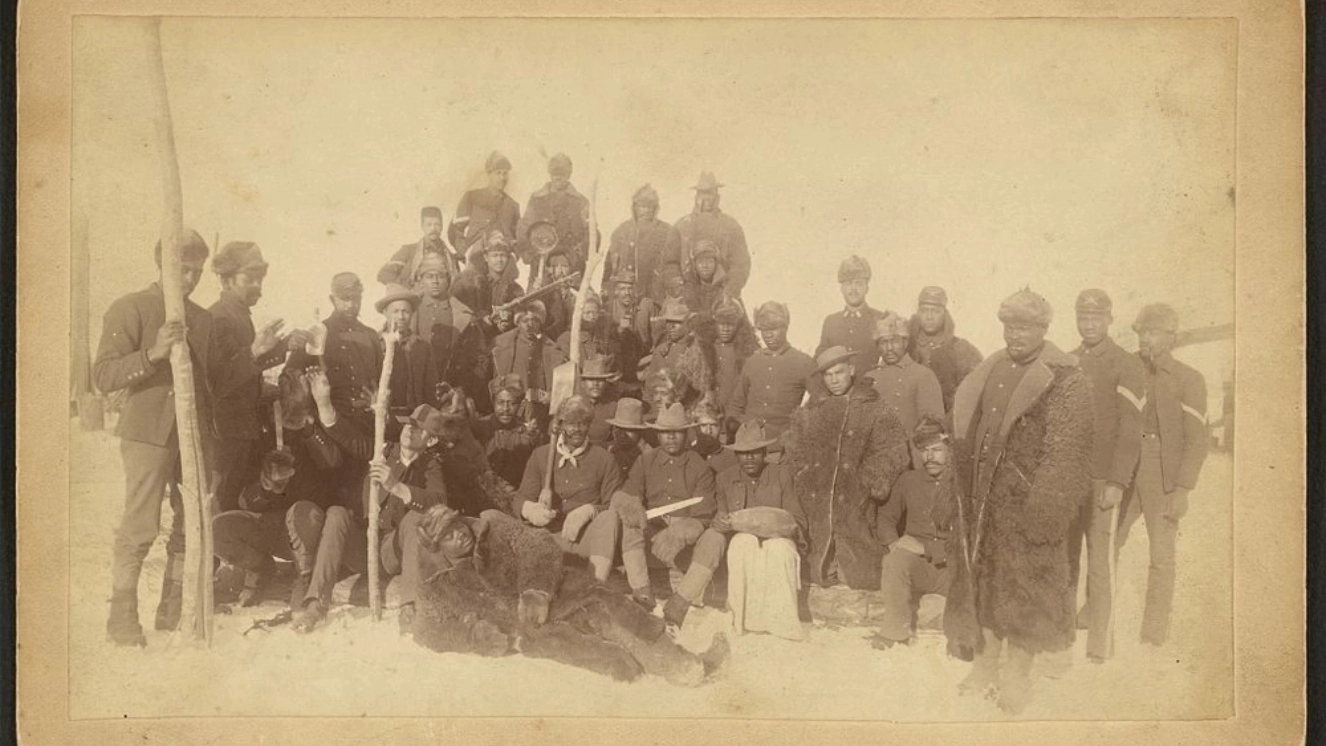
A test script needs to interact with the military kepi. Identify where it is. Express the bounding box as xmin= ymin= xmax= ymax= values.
xmin=1075 ymin=288 xmax=1113 ymax=315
